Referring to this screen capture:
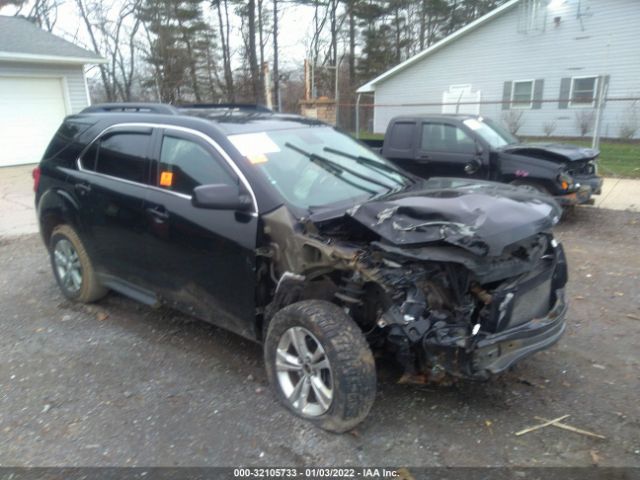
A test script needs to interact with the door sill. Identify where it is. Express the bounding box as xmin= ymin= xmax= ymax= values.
xmin=98 ymin=274 xmax=160 ymax=307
